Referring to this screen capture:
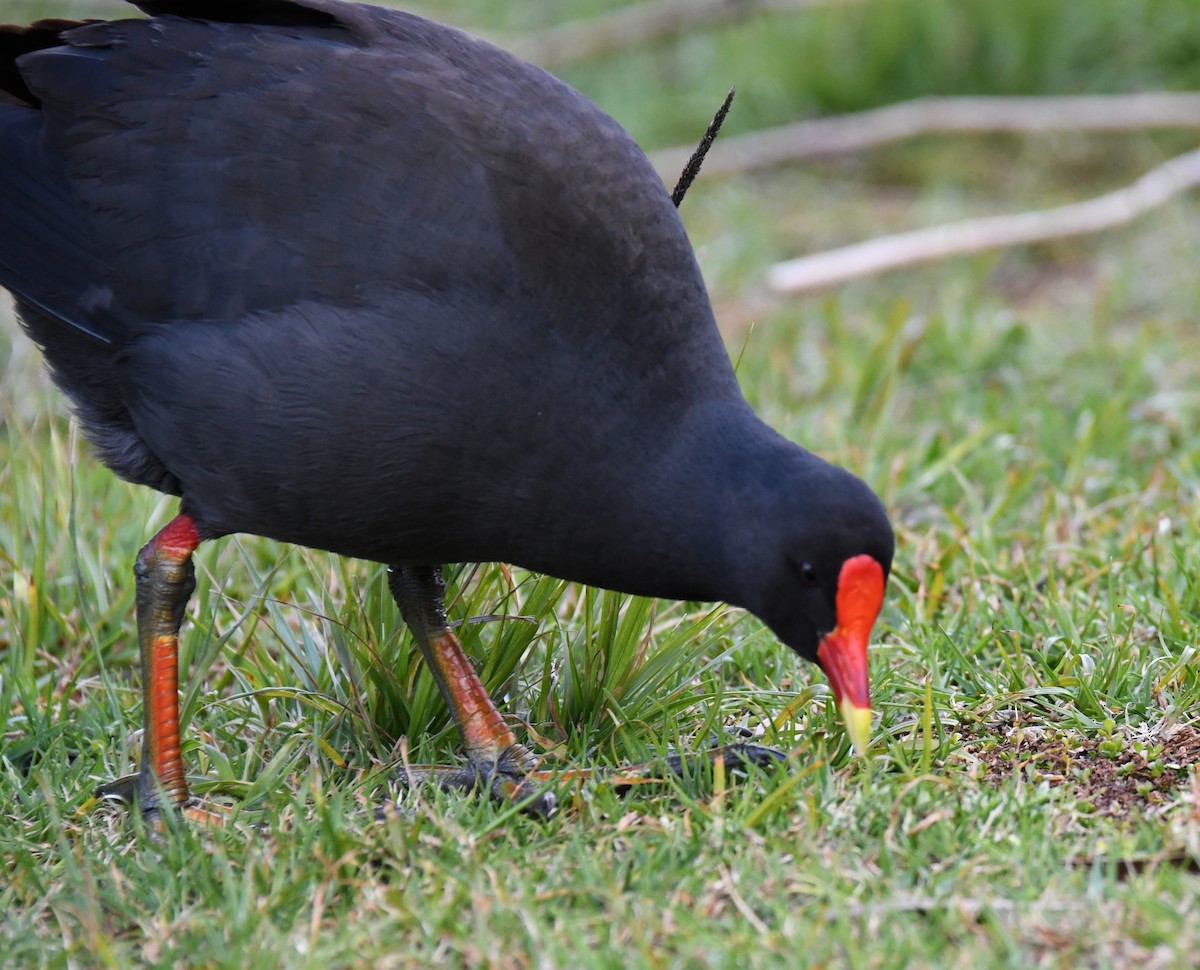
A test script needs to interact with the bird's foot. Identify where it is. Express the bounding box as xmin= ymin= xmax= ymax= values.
xmin=388 ymin=741 xmax=785 ymax=817
xmin=391 ymin=742 xmax=557 ymax=817
xmin=88 ymin=771 xmax=231 ymax=827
